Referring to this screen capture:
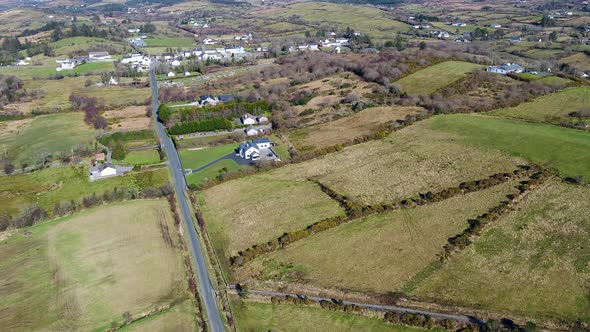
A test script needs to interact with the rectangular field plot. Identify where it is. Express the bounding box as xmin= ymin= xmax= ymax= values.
xmin=0 ymin=200 xmax=194 ymax=331
xmin=394 ymin=61 xmax=485 ymax=95
xmin=410 ymin=180 xmax=590 ymax=323
xmin=236 ymin=180 xmax=518 ymax=293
